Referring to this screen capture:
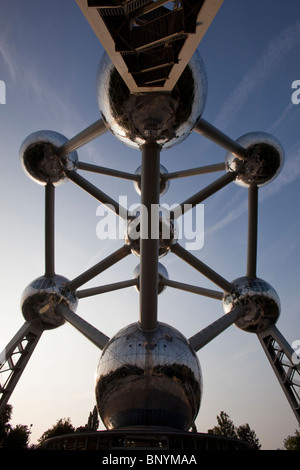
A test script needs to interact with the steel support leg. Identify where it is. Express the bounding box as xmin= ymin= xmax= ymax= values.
xmin=0 ymin=322 xmax=43 ymax=415
xmin=258 ymin=325 xmax=300 ymax=424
